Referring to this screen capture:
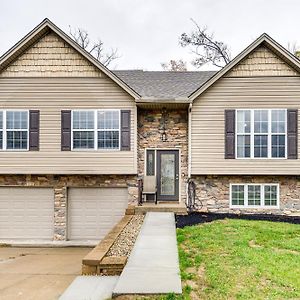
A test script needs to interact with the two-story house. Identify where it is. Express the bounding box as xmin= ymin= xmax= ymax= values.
xmin=0 ymin=19 xmax=299 ymax=243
